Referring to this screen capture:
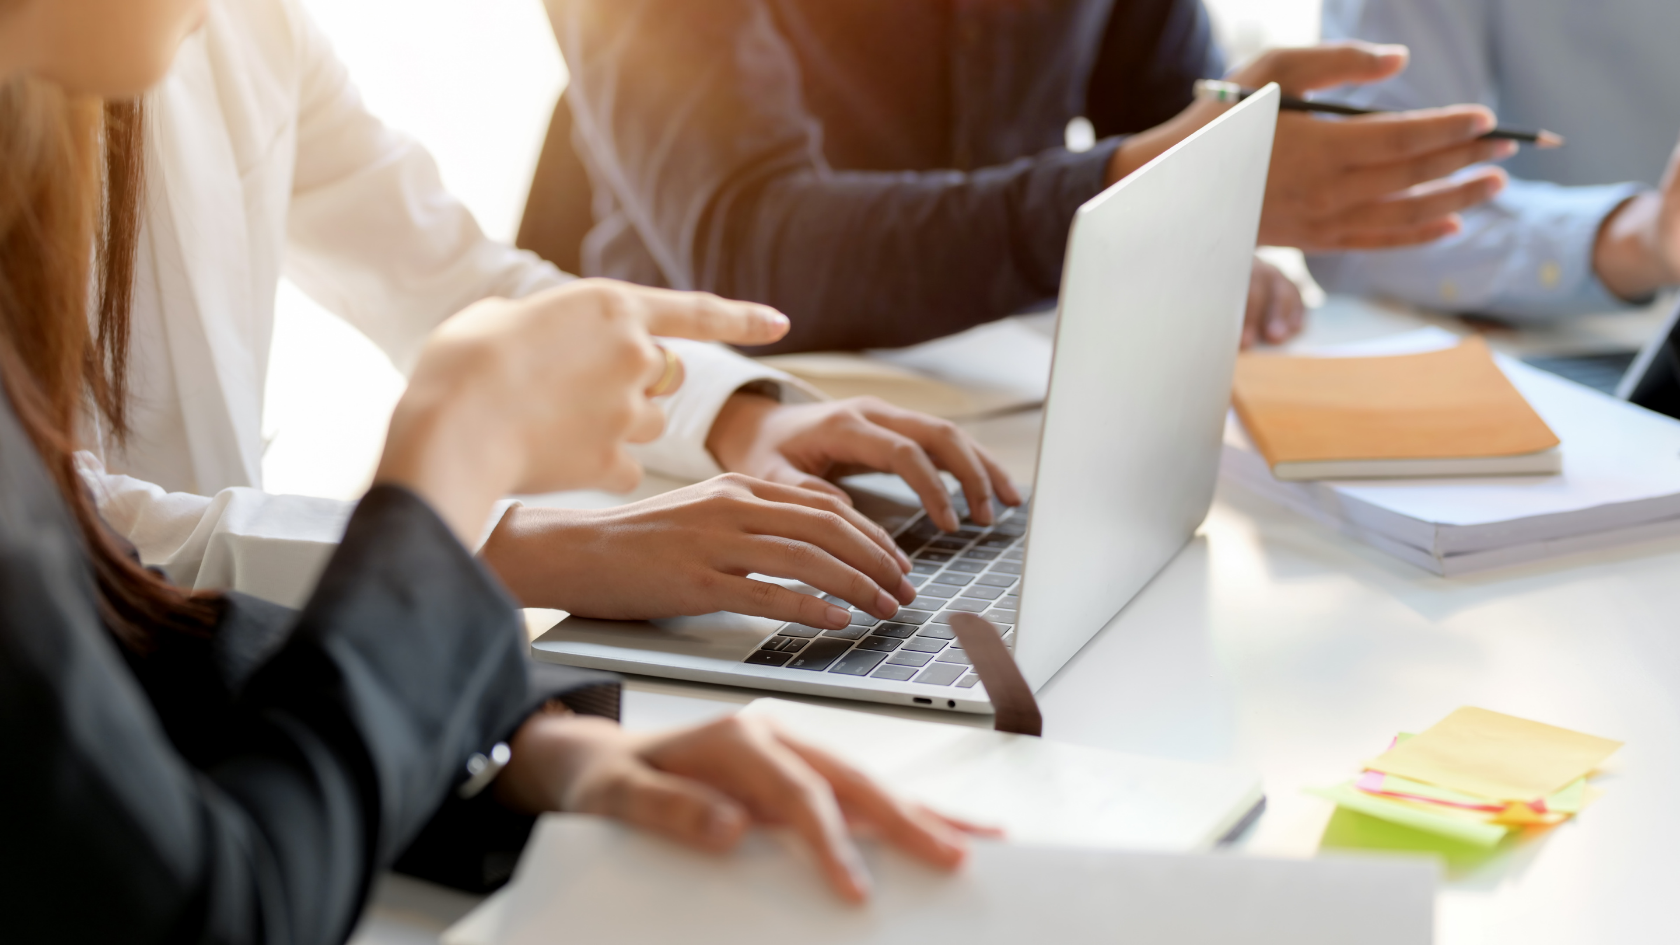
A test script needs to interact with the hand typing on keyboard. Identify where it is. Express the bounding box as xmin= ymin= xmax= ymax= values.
xmin=745 ymin=498 xmax=1030 ymax=687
